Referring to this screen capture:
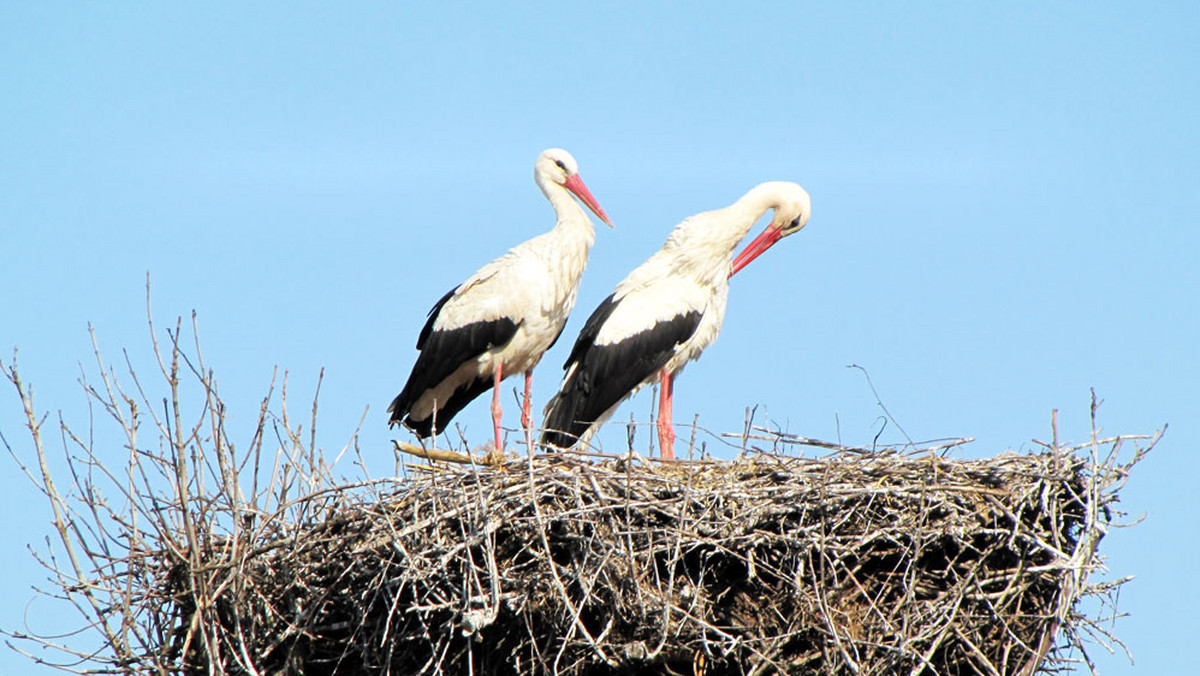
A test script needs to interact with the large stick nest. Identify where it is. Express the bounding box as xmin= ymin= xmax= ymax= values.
xmin=161 ymin=437 xmax=1145 ymax=676
xmin=1 ymin=314 xmax=1156 ymax=676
